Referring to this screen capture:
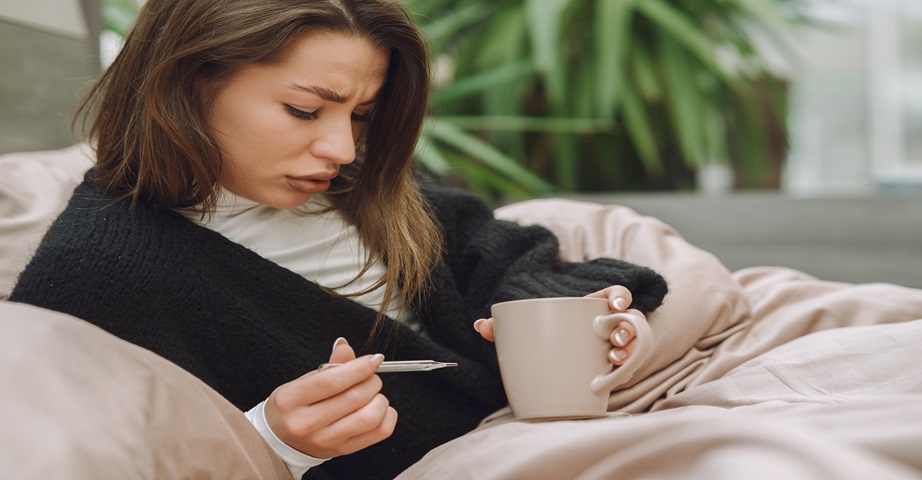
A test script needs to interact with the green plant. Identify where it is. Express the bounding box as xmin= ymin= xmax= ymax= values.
xmin=407 ymin=0 xmax=807 ymax=201
xmin=101 ymin=0 xmax=142 ymax=37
